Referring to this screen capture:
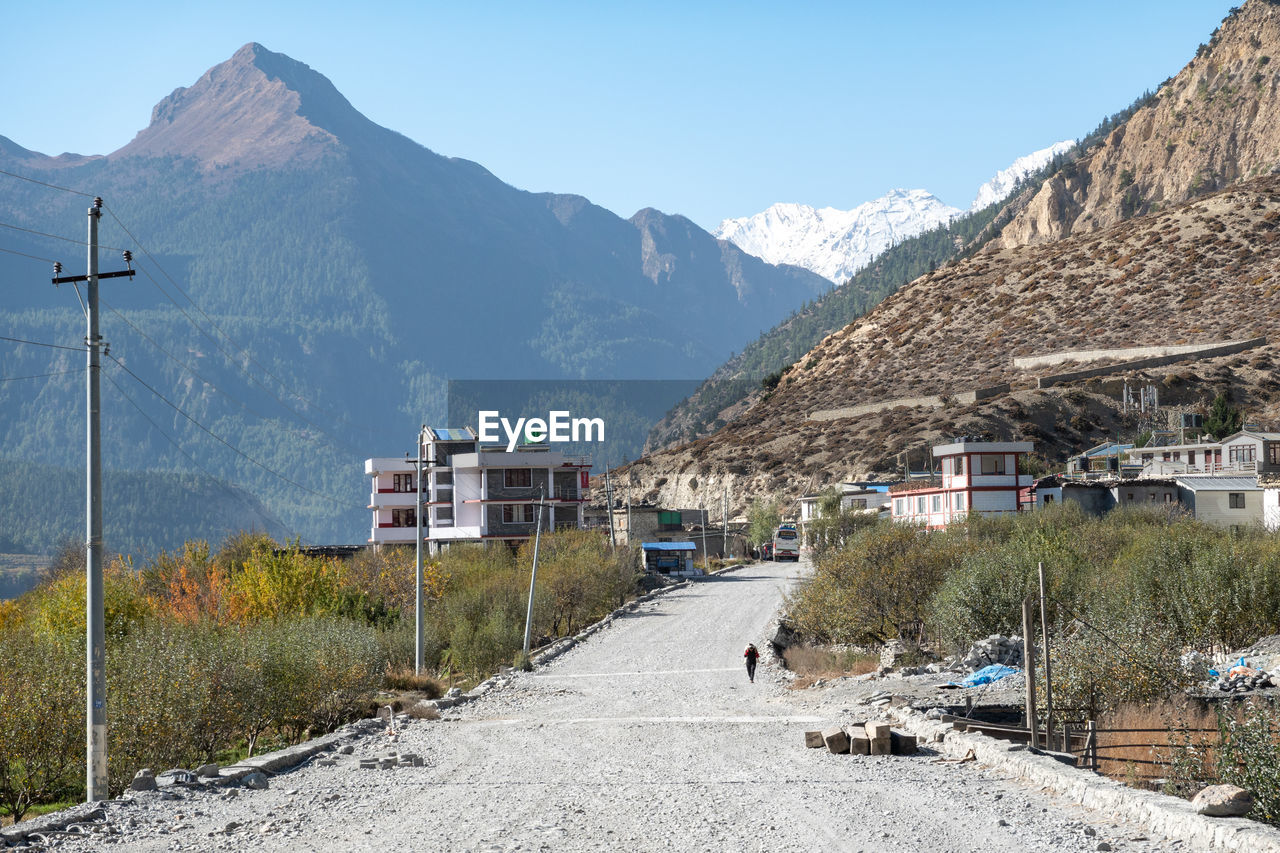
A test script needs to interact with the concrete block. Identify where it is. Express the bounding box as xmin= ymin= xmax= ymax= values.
xmin=804 ymin=730 xmax=825 ymax=749
xmin=864 ymin=721 xmax=891 ymax=740
xmin=890 ymin=731 xmax=918 ymax=755
xmin=849 ymin=736 xmax=870 ymax=755
xmin=870 ymin=736 xmax=892 ymax=755
xmin=822 ymin=727 xmax=850 ymax=754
